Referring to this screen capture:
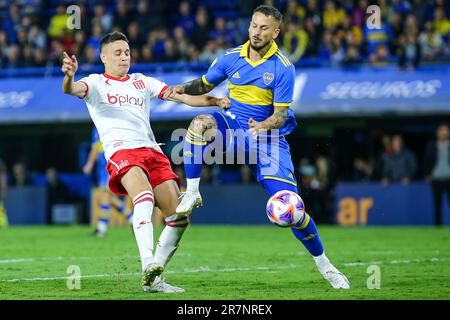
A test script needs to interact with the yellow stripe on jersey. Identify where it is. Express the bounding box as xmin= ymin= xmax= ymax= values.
xmin=276 ymin=50 xmax=292 ymax=65
xmin=94 ymin=141 xmax=103 ymax=153
xmin=201 ymin=75 xmax=214 ymax=87
xmin=225 ymin=48 xmax=241 ymax=55
xmin=275 ymin=52 xmax=291 ymax=67
xmin=273 ymin=102 xmax=292 ymax=107
xmin=228 ymin=82 xmax=273 ymax=106
xmin=262 ymin=176 xmax=297 ymax=186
